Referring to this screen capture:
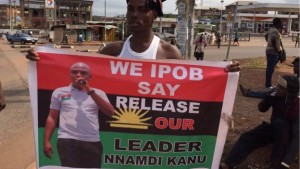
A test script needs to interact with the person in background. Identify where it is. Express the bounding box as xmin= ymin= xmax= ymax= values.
xmin=232 ymin=30 xmax=239 ymax=46
xmin=295 ymin=33 xmax=299 ymax=48
xmin=216 ymin=33 xmax=221 ymax=48
xmin=239 ymin=57 xmax=299 ymax=99
xmin=265 ymin=18 xmax=283 ymax=89
xmin=220 ymin=75 xmax=299 ymax=169
xmin=78 ymin=33 xmax=83 ymax=46
xmin=62 ymin=34 xmax=68 ymax=45
xmin=0 ymin=81 xmax=6 ymax=112
xmin=276 ymin=76 xmax=299 ymax=169
xmin=194 ymin=34 xmax=206 ymax=60
xmin=43 ymin=62 xmax=115 ymax=168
